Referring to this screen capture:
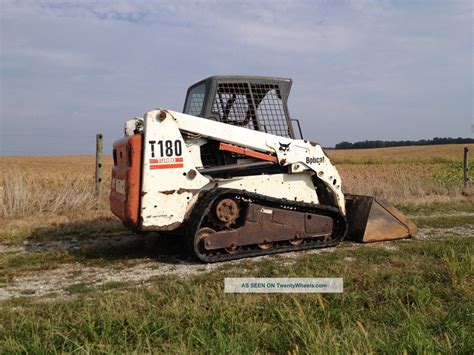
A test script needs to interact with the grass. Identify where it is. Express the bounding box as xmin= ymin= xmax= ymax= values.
xmin=1 ymin=251 xmax=73 ymax=272
xmin=0 ymin=168 xmax=97 ymax=218
xmin=397 ymin=201 xmax=474 ymax=215
xmin=412 ymin=215 xmax=474 ymax=228
xmin=0 ymin=145 xmax=473 ymax=353
xmin=64 ymin=282 xmax=95 ymax=295
xmin=0 ymin=236 xmax=472 ymax=353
